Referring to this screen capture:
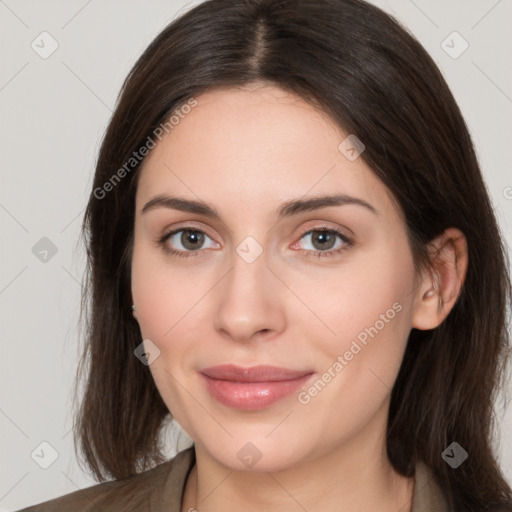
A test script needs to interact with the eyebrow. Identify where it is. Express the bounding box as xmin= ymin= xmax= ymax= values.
xmin=141 ymin=193 xmax=379 ymax=218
